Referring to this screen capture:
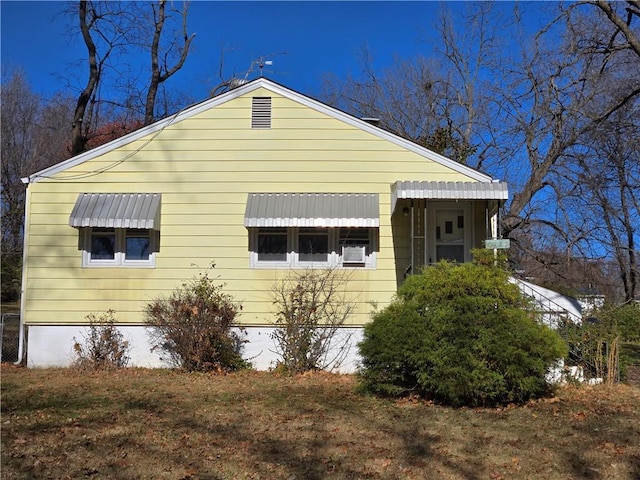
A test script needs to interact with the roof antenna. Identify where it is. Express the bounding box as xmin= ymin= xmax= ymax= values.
xmin=247 ymin=53 xmax=284 ymax=79
xmin=211 ymin=52 xmax=286 ymax=97
xmin=257 ymin=57 xmax=273 ymax=77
